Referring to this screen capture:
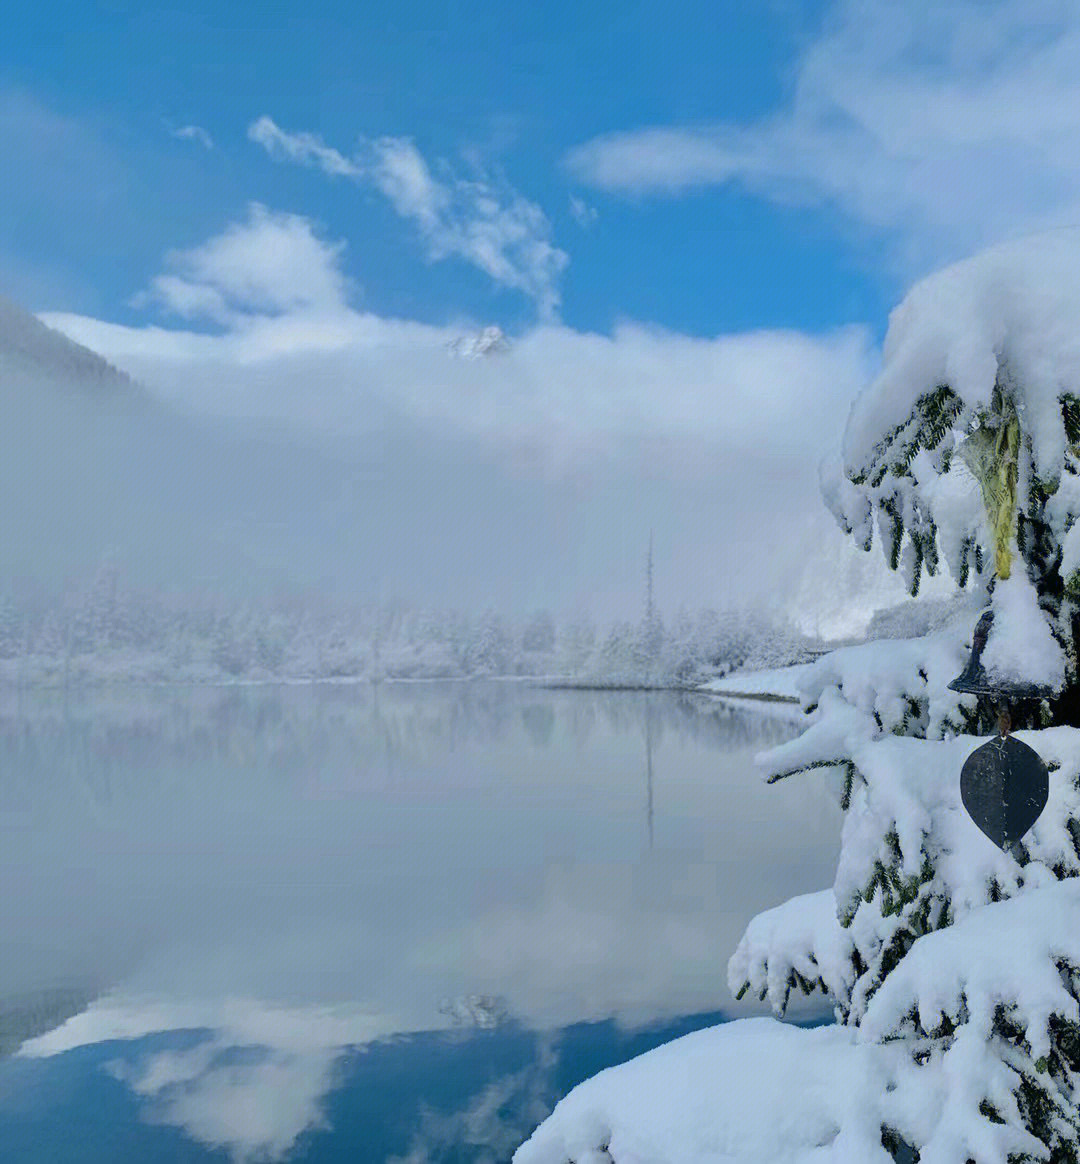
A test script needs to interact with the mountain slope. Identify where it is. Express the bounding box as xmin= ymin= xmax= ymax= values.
xmin=0 ymin=292 xmax=134 ymax=393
